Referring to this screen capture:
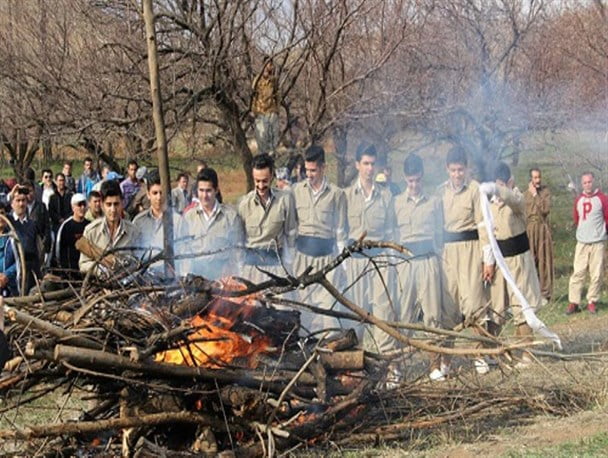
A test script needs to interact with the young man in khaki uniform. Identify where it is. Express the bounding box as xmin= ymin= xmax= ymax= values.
xmin=394 ymin=154 xmax=460 ymax=380
xmin=344 ymin=143 xmax=397 ymax=353
xmin=523 ymin=168 xmax=553 ymax=303
xmin=292 ymin=145 xmax=348 ymax=333
xmin=237 ymin=154 xmax=297 ymax=284
xmin=132 ymin=171 xmax=187 ymax=275
xmin=480 ymin=162 xmax=542 ymax=366
xmin=183 ymin=168 xmax=244 ymax=280
xmin=79 ymin=180 xmax=140 ymax=277
xmin=438 ymin=147 xmax=490 ymax=373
